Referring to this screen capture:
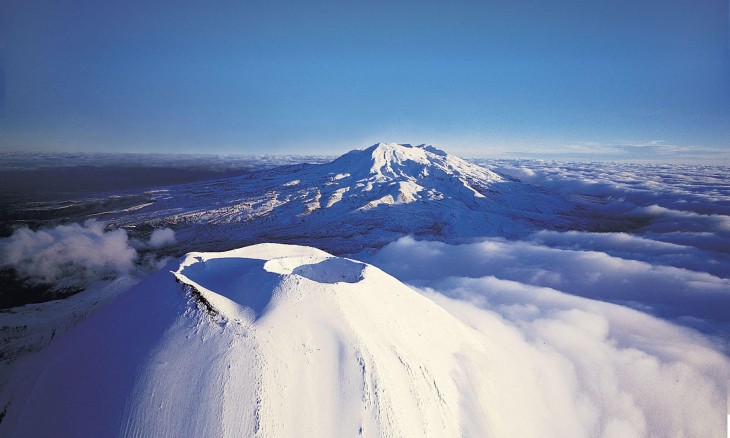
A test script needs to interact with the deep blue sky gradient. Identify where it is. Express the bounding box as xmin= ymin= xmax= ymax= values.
xmin=1 ymin=0 xmax=728 ymax=160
